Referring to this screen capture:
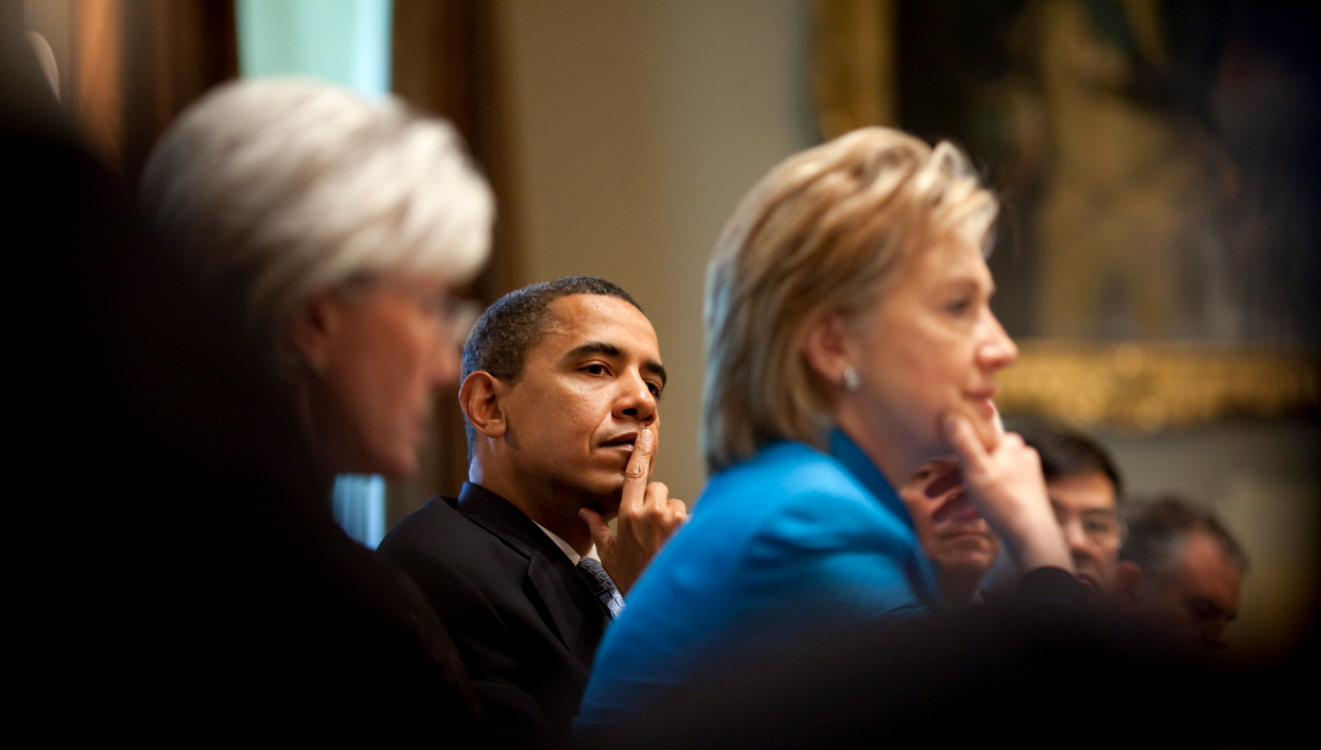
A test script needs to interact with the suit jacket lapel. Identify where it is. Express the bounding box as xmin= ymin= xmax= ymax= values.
xmin=457 ymin=483 xmax=604 ymax=665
